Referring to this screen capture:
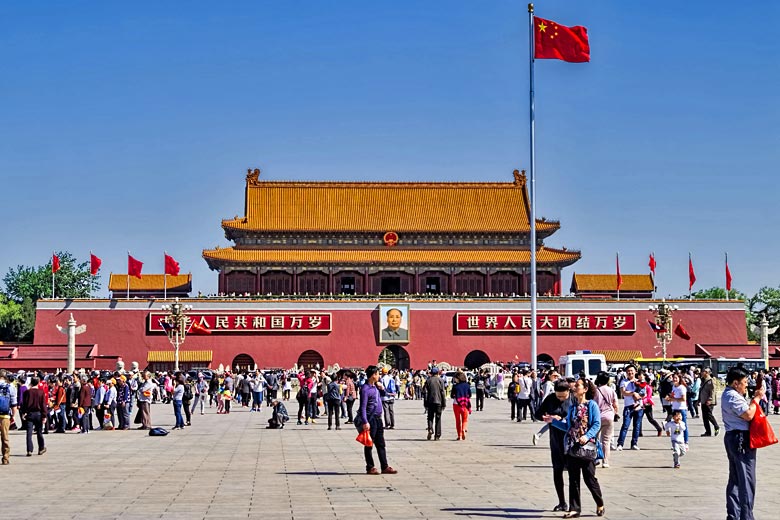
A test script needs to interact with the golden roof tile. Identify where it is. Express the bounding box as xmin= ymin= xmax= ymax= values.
xmin=202 ymin=247 xmax=580 ymax=267
xmin=572 ymin=274 xmax=655 ymax=292
xmin=147 ymin=350 xmax=212 ymax=363
xmin=223 ymin=169 xmax=560 ymax=234
xmin=108 ymin=274 xmax=193 ymax=292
